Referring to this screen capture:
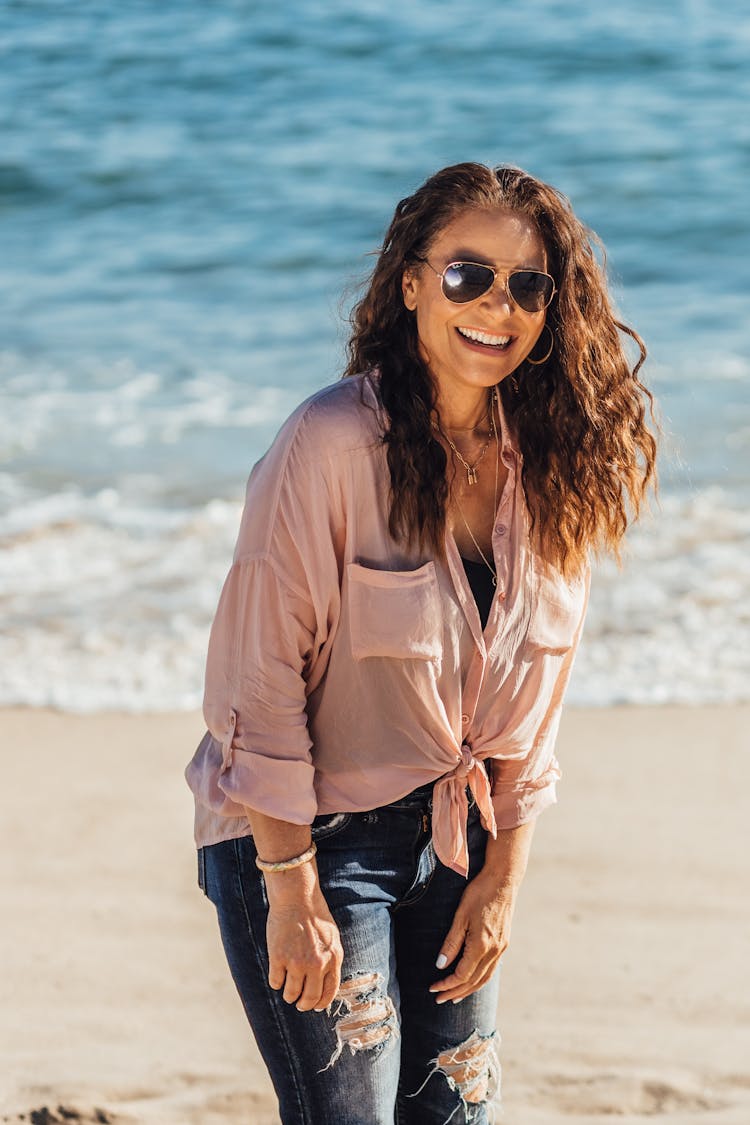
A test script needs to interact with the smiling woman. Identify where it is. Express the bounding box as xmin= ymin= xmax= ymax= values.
xmin=185 ymin=162 xmax=658 ymax=1124
xmin=403 ymin=210 xmax=551 ymax=381
xmin=349 ymin=164 xmax=657 ymax=580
